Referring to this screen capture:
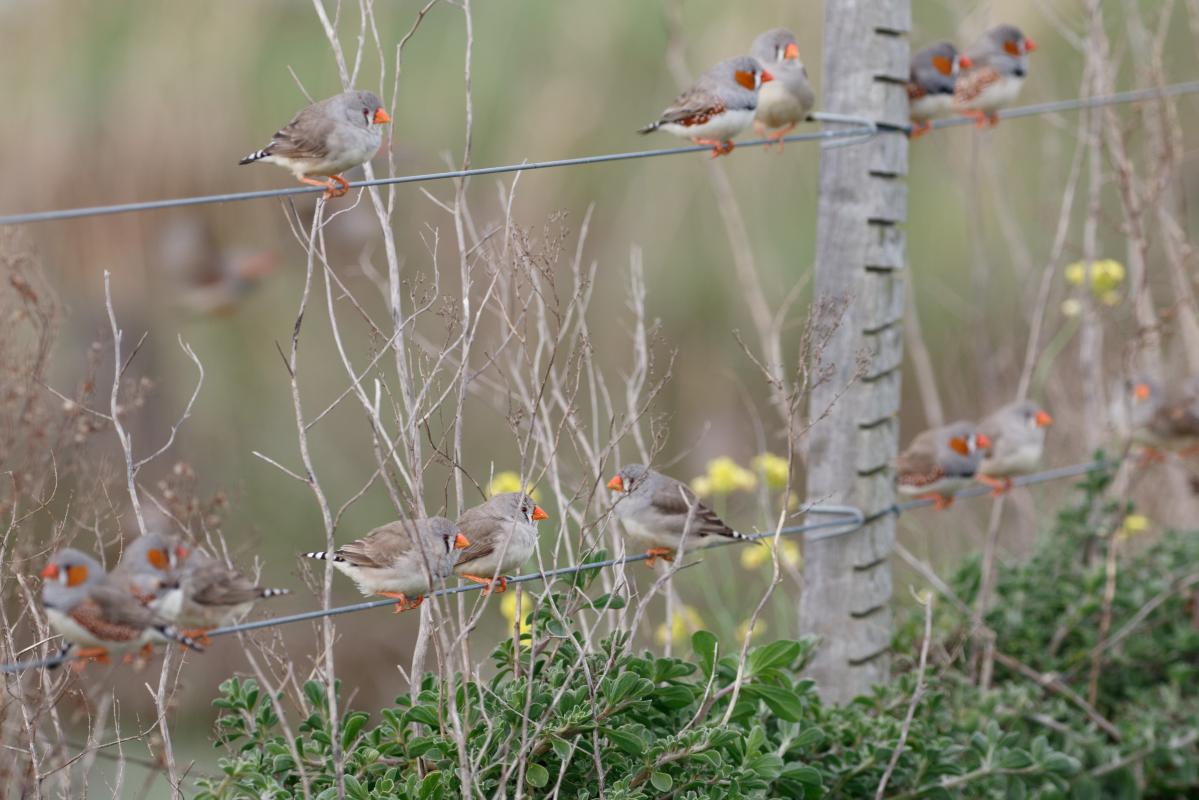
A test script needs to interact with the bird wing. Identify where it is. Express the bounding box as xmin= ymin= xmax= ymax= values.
xmin=263 ymin=103 xmax=336 ymax=161
xmin=453 ymin=510 xmax=501 ymax=567
xmin=895 ymin=430 xmax=947 ymax=487
xmin=186 ymin=559 xmax=263 ymax=607
xmin=76 ymin=585 xmax=166 ymax=640
xmin=953 ymin=67 xmax=1003 ymax=106
xmin=336 ymin=521 xmax=419 ymax=569
xmin=655 ymin=84 xmax=729 ymax=129
xmin=649 ymin=483 xmax=736 ymax=538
